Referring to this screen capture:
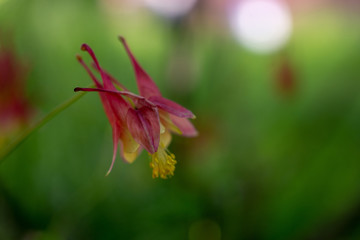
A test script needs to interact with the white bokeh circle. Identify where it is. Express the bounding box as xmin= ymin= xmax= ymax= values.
xmin=229 ymin=0 xmax=292 ymax=53
xmin=143 ymin=0 xmax=197 ymax=19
